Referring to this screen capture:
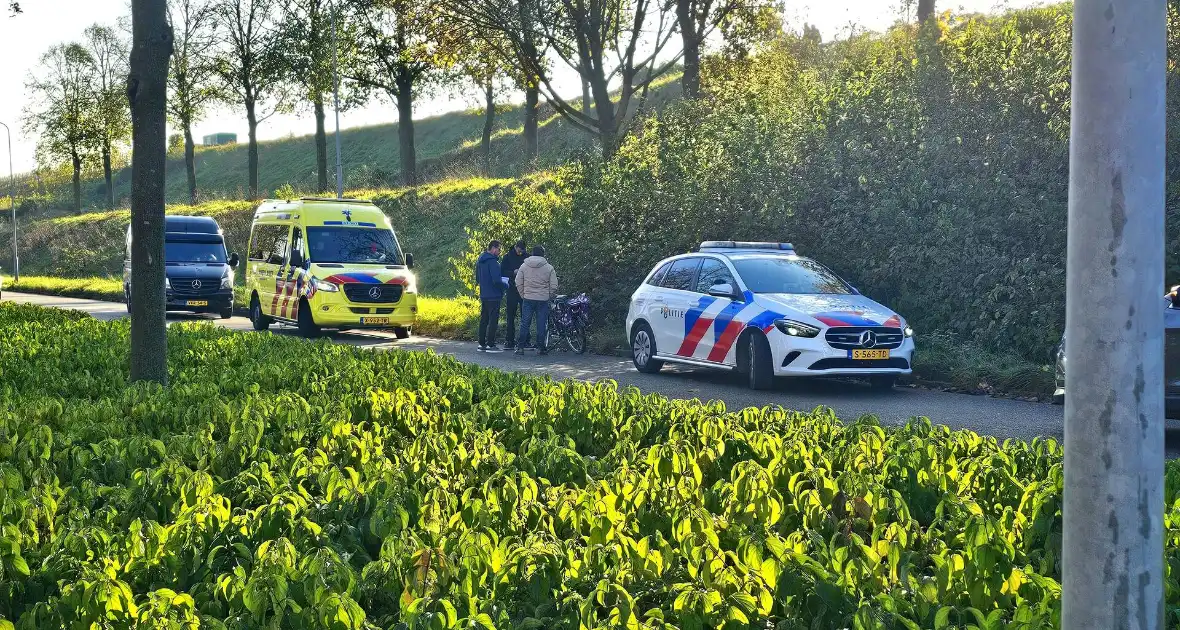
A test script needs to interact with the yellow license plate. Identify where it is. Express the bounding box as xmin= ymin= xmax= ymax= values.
xmin=362 ymin=317 xmax=389 ymax=325
xmin=186 ymin=300 xmax=208 ymax=307
xmin=851 ymin=349 xmax=890 ymax=360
